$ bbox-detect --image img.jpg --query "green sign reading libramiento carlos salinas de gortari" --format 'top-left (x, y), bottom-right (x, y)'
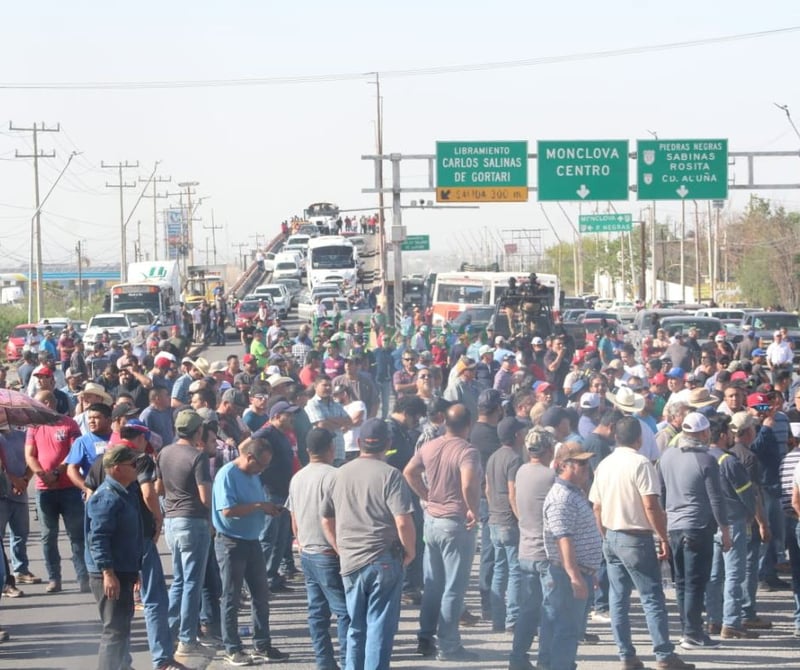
top-left (436, 141), bottom-right (528, 202)
top-left (537, 140), bottom-right (629, 201)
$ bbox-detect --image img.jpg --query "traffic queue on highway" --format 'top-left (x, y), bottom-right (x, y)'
top-left (4, 216), bottom-right (800, 670)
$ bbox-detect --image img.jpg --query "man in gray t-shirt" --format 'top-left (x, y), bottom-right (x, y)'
top-left (509, 427), bottom-right (557, 669)
top-left (286, 428), bottom-right (350, 670)
top-left (321, 419), bottom-right (415, 670)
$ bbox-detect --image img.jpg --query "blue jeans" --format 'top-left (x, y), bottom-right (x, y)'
top-left (743, 523), bottom-right (760, 619)
top-left (201, 540), bottom-right (222, 636)
top-left (594, 558), bottom-right (609, 614)
top-left (216, 534), bottom-right (272, 655)
top-left (759, 489), bottom-right (784, 580)
top-left (540, 563), bottom-right (590, 670)
top-left (302, 551), bottom-right (351, 669)
top-left (378, 380), bottom-right (392, 419)
top-left (489, 523), bottom-right (521, 630)
top-left (510, 558), bottom-right (548, 664)
top-left (478, 498), bottom-right (493, 614)
top-left (0, 498), bottom-right (30, 574)
top-left (165, 516), bottom-right (211, 644)
top-left (419, 515), bottom-right (477, 654)
top-left (259, 493), bottom-right (291, 589)
top-left (668, 526), bottom-right (714, 639)
top-left (604, 530), bottom-right (674, 661)
top-left (706, 518), bottom-right (748, 628)
top-left (342, 553), bottom-right (403, 670)
top-left (36, 487), bottom-right (87, 582)
top-left (140, 537), bottom-right (173, 668)
top-left (403, 498), bottom-right (424, 594)
top-left (786, 517), bottom-right (800, 629)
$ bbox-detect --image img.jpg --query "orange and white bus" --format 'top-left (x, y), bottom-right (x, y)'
top-left (431, 271), bottom-right (560, 326)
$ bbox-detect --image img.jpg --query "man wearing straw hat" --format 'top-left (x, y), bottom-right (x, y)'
top-left (606, 387), bottom-right (659, 462)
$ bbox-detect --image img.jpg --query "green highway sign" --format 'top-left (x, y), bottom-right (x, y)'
top-left (401, 235), bottom-right (430, 251)
top-left (436, 141), bottom-right (528, 202)
top-left (636, 139), bottom-right (728, 200)
top-left (537, 140), bottom-right (629, 201)
top-left (579, 213), bottom-right (633, 233)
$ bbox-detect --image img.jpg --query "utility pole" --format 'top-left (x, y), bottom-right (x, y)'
top-left (233, 242), bottom-right (249, 271)
top-left (76, 240), bottom-right (84, 319)
top-left (203, 210), bottom-right (224, 265)
top-left (249, 233), bottom-right (265, 250)
top-left (140, 173), bottom-right (171, 260)
top-left (177, 181), bottom-right (199, 266)
top-left (10, 121), bottom-right (60, 320)
top-left (103, 160), bottom-right (139, 281)
top-left (389, 154), bottom-right (406, 324)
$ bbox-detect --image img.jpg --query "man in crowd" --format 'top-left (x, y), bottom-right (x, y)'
top-left (541, 442), bottom-right (602, 670)
top-left (287, 428), bottom-right (350, 670)
top-left (84, 446), bottom-right (144, 670)
top-left (486, 416), bottom-right (527, 633)
top-left (659, 412), bottom-right (731, 649)
top-left (65, 403), bottom-right (113, 495)
top-left (212, 436), bottom-right (289, 666)
top-left (333, 353), bottom-right (379, 419)
top-left (140, 387), bottom-right (175, 446)
top-left (159, 409), bottom-right (214, 659)
top-left (321, 418), bottom-right (416, 670)
top-left (590, 417), bottom-right (694, 670)
top-left (305, 376), bottom-right (352, 467)
top-left (24, 391), bottom-right (86, 594)
top-left (254, 400), bottom-right (300, 593)
top-left (405, 404), bottom-right (482, 661)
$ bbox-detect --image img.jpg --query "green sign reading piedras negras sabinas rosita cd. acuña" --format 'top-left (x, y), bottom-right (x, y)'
top-left (436, 141), bottom-right (528, 202)
top-left (400, 235), bottom-right (430, 251)
top-left (636, 139), bottom-right (728, 200)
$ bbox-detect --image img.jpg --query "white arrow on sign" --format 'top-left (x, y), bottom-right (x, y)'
top-left (676, 185), bottom-right (689, 198)
top-left (576, 184), bottom-right (590, 199)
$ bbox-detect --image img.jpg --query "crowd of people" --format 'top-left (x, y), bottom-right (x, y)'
top-left (2, 310), bottom-right (800, 670)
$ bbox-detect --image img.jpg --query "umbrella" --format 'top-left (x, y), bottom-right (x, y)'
top-left (0, 388), bottom-right (62, 431)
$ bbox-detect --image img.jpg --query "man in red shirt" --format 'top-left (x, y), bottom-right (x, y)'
top-left (24, 390), bottom-right (87, 593)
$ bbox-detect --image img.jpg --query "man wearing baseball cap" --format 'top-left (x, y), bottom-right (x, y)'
top-left (540, 442), bottom-right (602, 670)
top-left (322, 418), bottom-right (416, 669)
top-left (659, 412), bottom-right (731, 649)
top-left (486, 416), bottom-right (527, 633)
top-left (590, 417), bottom-right (693, 669)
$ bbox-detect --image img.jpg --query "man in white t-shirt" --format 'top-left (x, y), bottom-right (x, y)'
top-left (334, 384), bottom-right (365, 461)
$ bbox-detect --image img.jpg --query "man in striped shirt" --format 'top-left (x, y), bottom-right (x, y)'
top-left (541, 442), bottom-right (602, 670)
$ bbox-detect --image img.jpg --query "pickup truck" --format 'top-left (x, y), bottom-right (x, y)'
top-left (728, 311), bottom-right (800, 366)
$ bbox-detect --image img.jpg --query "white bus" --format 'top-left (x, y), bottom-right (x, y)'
top-left (306, 236), bottom-right (359, 289)
top-left (431, 271), bottom-right (560, 326)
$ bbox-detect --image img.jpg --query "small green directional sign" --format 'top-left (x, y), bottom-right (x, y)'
top-left (400, 235), bottom-right (430, 251)
top-left (579, 213), bottom-right (633, 233)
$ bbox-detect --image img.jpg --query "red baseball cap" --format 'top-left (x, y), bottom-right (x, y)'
top-left (649, 373), bottom-right (668, 385)
top-left (242, 354), bottom-right (255, 364)
top-left (747, 392), bottom-right (770, 408)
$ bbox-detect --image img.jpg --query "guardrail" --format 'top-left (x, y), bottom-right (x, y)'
top-left (229, 231), bottom-right (287, 299)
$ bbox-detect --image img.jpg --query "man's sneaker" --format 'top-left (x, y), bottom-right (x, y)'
top-left (721, 625), bottom-right (759, 639)
top-left (269, 582), bottom-right (293, 594)
top-left (679, 634), bottom-right (720, 649)
top-left (508, 658), bottom-right (536, 670)
top-left (45, 580), bottom-right (62, 593)
top-left (592, 610), bottom-right (612, 624)
top-left (437, 646), bottom-right (479, 661)
top-left (759, 577), bottom-right (791, 591)
top-left (251, 645), bottom-right (289, 662)
top-left (656, 654), bottom-right (696, 670)
top-left (14, 572), bottom-right (41, 584)
top-left (2, 585), bottom-right (23, 598)
top-left (416, 638), bottom-right (437, 657)
top-left (621, 655), bottom-right (644, 669)
top-left (459, 610), bottom-right (480, 627)
top-left (401, 589), bottom-right (422, 605)
top-left (743, 617), bottom-right (772, 629)
top-left (157, 662), bottom-right (193, 670)
top-left (175, 641), bottom-right (215, 657)
top-left (198, 633), bottom-right (223, 649)
top-left (581, 632), bottom-right (601, 644)
top-left (223, 650), bottom-right (253, 667)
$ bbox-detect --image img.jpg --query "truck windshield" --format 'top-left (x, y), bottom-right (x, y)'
top-left (311, 246), bottom-right (354, 269)
top-left (753, 314), bottom-right (800, 330)
top-left (112, 292), bottom-right (161, 313)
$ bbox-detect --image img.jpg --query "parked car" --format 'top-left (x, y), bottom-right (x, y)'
top-left (273, 278), bottom-right (303, 306)
top-left (562, 296), bottom-right (587, 310)
top-left (234, 297), bottom-right (274, 331)
top-left (5, 323), bottom-right (38, 361)
top-left (610, 301), bottom-right (636, 322)
top-left (83, 313), bottom-right (135, 344)
top-left (593, 298), bottom-right (614, 311)
top-left (252, 284), bottom-right (291, 317)
top-left (562, 309), bottom-right (588, 322)
top-left (694, 308), bottom-right (745, 326)
top-left (297, 224), bottom-right (320, 238)
top-left (728, 311), bottom-right (800, 368)
top-left (657, 316), bottom-right (723, 338)
top-left (272, 254), bottom-right (302, 281)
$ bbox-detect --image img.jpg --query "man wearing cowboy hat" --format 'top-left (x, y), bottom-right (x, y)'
top-left (74, 382), bottom-right (114, 435)
top-left (170, 357), bottom-right (210, 409)
top-left (606, 387), bottom-right (659, 462)
top-left (659, 412), bottom-right (731, 649)
top-left (443, 356), bottom-right (480, 421)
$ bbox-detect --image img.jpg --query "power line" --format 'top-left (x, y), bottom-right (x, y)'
top-left (0, 26), bottom-right (796, 90)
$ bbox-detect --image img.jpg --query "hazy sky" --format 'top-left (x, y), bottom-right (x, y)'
top-left (1, 1), bottom-right (799, 271)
